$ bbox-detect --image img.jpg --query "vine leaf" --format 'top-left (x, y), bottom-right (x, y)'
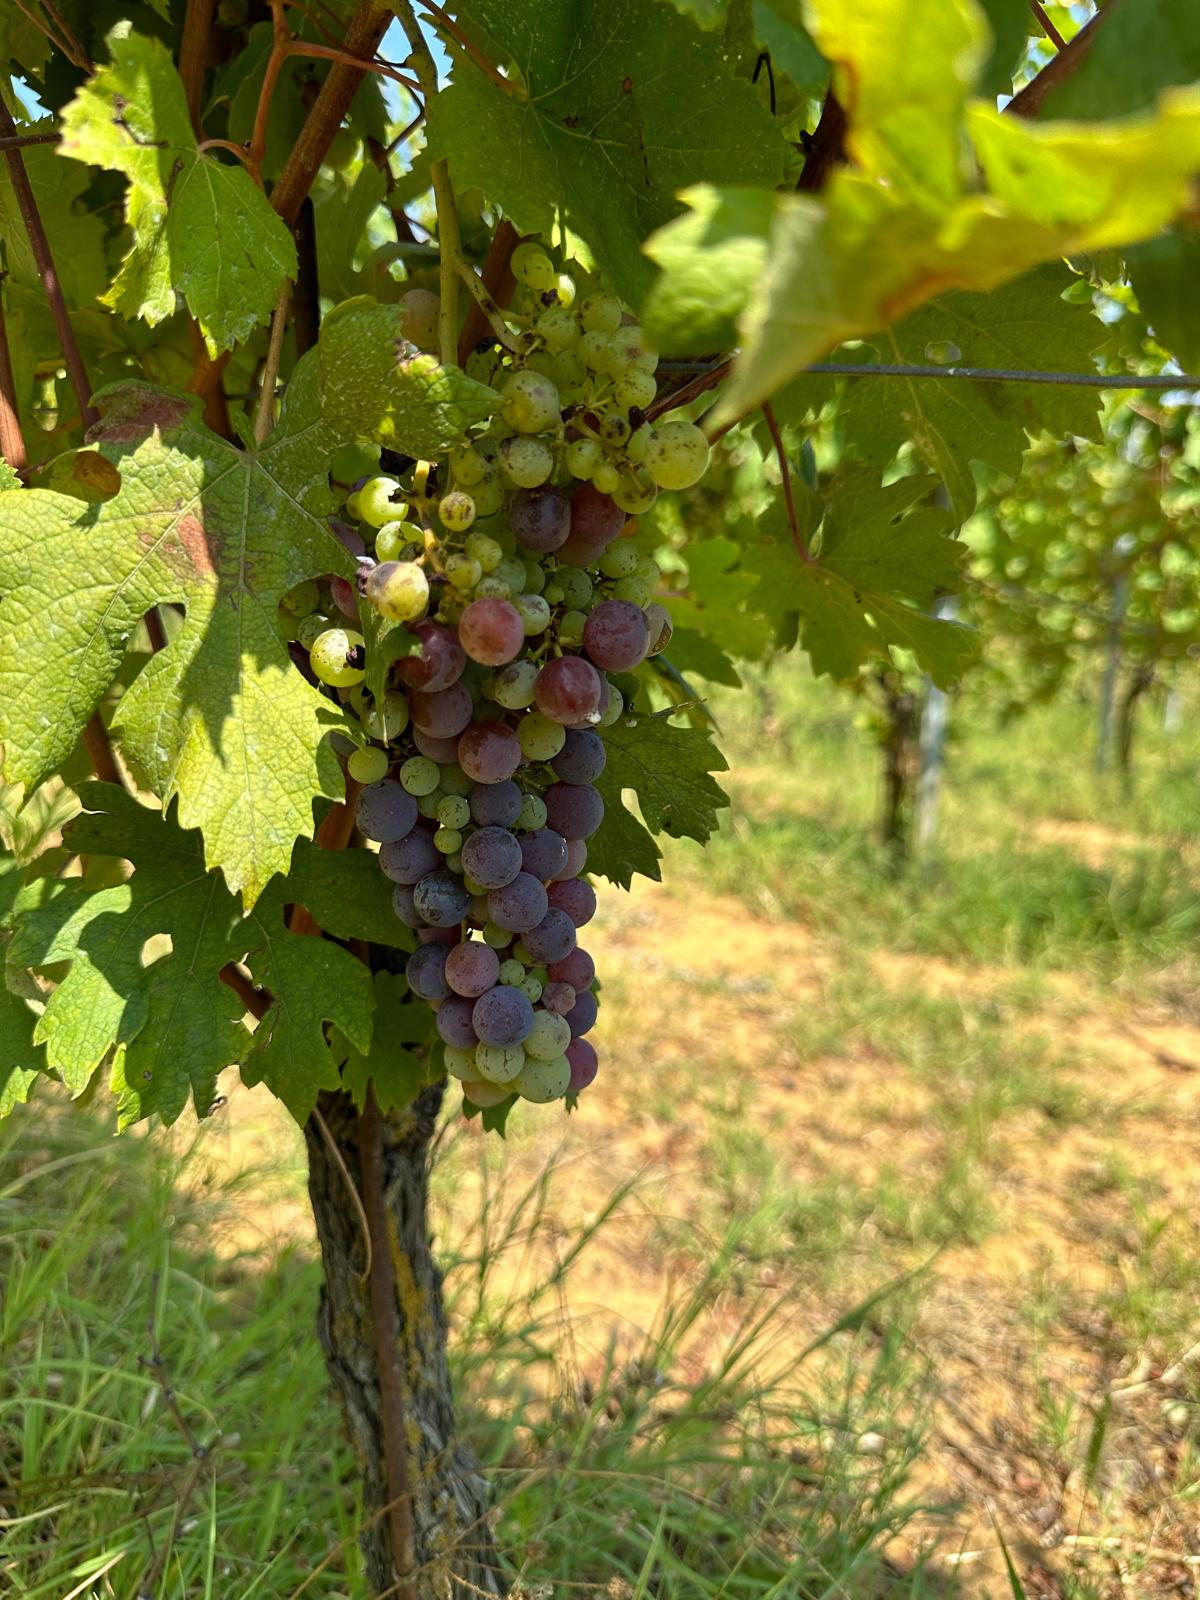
top-left (0, 120), bottom-right (108, 310)
top-left (0, 304), bottom-right (496, 905)
top-left (425, 0), bottom-right (790, 305)
top-left (285, 836), bottom-right (416, 950)
top-left (58, 29), bottom-right (296, 355)
top-left (742, 469), bottom-right (978, 686)
top-left (340, 972), bottom-right (435, 1114)
top-left (830, 267), bottom-right (1103, 519)
top-left (1041, 0), bottom-right (1200, 120)
top-left (591, 713), bottom-right (729, 889)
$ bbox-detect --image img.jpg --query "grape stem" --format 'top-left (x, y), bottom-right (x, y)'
top-left (1029, 0), bottom-right (1066, 51)
top-left (253, 278), bottom-right (293, 445)
top-left (455, 259), bottom-right (522, 352)
top-left (761, 401), bottom-right (813, 565)
top-left (179, 0), bottom-right (216, 136)
top-left (395, 0), bottom-right (463, 368)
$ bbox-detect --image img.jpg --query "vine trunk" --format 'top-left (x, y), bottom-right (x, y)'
top-left (304, 1084), bottom-right (506, 1598)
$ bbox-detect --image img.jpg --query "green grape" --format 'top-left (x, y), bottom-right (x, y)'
top-left (544, 582), bottom-right (564, 605)
top-left (645, 419), bottom-right (710, 490)
top-left (400, 755), bottom-right (440, 795)
top-left (517, 1054), bottom-right (571, 1102)
top-left (446, 553), bottom-right (482, 592)
top-left (374, 521), bottom-right (406, 561)
top-left (297, 612), bottom-right (331, 651)
top-left (578, 330), bottom-right (614, 372)
top-left (522, 560), bottom-right (546, 596)
top-left (443, 1043), bottom-right (477, 1081)
top-left (494, 556), bottom-right (528, 595)
top-left (463, 874), bottom-right (487, 896)
top-left (465, 531), bottom-right (503, 571)
top-left (518, 710), bottom-right (566, 761)
top-left (524, 349), bottom-right (559, 380)
top-left (358, 475), bottom-right (403, 527)
top-left (497, 957), bottom-right (524, 985)
top-left (613, 364), bottom-right (658, 410)
top-left (558, 609), bottom-right (587, 646)
top-left (536, 305), bottom-right (581, 352)
top-left (437, 794), bottom-right (470, 829)
top-left (475, 1041), bottom-right (525, 1084)
top-left (566, 438), bottom-right (603, 480)
top-left (552, 351), bottom-right (588, 393)
top-left (280, 578), bottom-right (321, 617)
top-left (645, 600), bottom-right (673, 656)
top-left (517, 792), bottom-right (548, 830)
top-left (634, 554), bottom-right (661, 584)
top-left (592, 461), bottom-right (620, 494)
top-left (610, 323), bottom-right (658, 373)
top-left (439, 490), bottom-right (477, 532)
top-left (462, 1077), bottom-right (512, 1108)
top-left (612, 468), bottom-right (657, 515)
top-left (556, 567), bottom-right (593, 608)
top-left (500, 435), bottom-right (554, 488)
top-left (445, 850), bottom-right (464, 874)
top-left (310, 627), bottom-right (366, 687)
top-left (361, 689), bottom-right (410, 740)
top-left (475, 576), bottom-right (511, 600)
top-left (465, 347), bottom-right (501, 385)
top-left (512, 940), bottom-right (533, 965)
top-left (492, 658), bottom-right (539, 708)
top-left (434, 826), bottom-right (462, 854)
top-left (581, 293), bottom-right (623, 335)
top-left (345, 491), bottom-right (363, 522)
top-left (417, 790), bottom-right (443, 819)
top-left (599, 540), bottom-right (639, 579)
top-left (347, 745), bottom-right (388, 784)
top-left (450, 443), bottom-right (488, 486)
top-left (597, 685), bottom-right (623, 727)
top-left (482, 921), bottom-right (511, 949)
top-left (598, 412), bottom-right (631, 448)
top-left (553, 273), bottom-right (576, 307)
top-left (399, 286), bottom-right (440, 350)
top-left (524, 1009), bottom-right (571, 1060)
top-left (512, 241), bottom-right (557, 292)
top-left (473, 476), bottom-right (506, 517)
top-left (438, 764), bottom-right (474, 797)
top-left (502, 370), bottom-right (561, 434)
top-left (364, 561), bottom-right (429, 622)
top-left (613, 574), bottom-right (654, 606)
top-left (515, 593), bottom-right (551, 636)
top-left (520, 975), bottom-right (543, 1002)
top-left (626, 423), bottom-right (653, 465)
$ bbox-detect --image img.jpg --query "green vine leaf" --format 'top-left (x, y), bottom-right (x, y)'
top-left (340, 972), bottom-right (435, 1114)
top-left (285, 836), bottom-right (416, 949)
top-left (58, 29), bottom-right (296, 354)
top-left (425, 0), bottom-right (791, 305)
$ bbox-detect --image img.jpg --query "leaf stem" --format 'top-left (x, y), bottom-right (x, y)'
top-left (0, 132), bottom-right (60, 151)
top-left (417, 0), bottom-right (524, 98)
top-left (1029, 0), bottom-right (1066, 51)
top-left (0, 100), bottom-right (96, 430)
top-left (454, 258), bottom-right (521, 352)
top-left (761, 401), bottom-right (812, 565)
top-left (1007, 2), bottom-right (1109, 118)
top-left (10, 0), bottom-right (88, 70)
top-left (253, 279), bottom-right (293, 444)
top-left (0, 288), bottom-right (28, 478)
top-left (456, 219), bottom-right (520, 365)
top-left (285, 41), bottom-right (422, 97)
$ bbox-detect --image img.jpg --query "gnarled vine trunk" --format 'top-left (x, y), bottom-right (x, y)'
top-left (304, 1083), bottom-right (505, 1599)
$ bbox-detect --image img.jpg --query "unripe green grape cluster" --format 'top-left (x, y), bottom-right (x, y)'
top-left (276, 240), bottom-right (709, 1119)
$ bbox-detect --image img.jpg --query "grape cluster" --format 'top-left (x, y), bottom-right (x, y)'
top-left (278, 242), bottom-right (709, 1115)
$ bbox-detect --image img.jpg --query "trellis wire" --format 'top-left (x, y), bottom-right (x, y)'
top-left (659, 360), bottom-right (1200, 391)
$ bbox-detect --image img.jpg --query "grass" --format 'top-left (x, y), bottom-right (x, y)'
top-left (5, 664), bottom-right (1200, 1597)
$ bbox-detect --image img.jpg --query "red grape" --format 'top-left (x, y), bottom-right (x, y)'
top-left (534, 656), bottom-right (603, 727)
top-left (458, 721), bottom-right (522, 784)
top-left (459, 598), bottom-right (524, 666)
top-left (397, 621), bottom-right (466, 692)
top-left (583, 599), bottom-right (651, 672)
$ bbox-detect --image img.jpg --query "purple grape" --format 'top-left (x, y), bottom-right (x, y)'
top-left (397, 620), bottom-right (466, 692)
top-left (411, 682), bottom-right (473, 739)
top-left (458, 721), bottom-right (521, 784)
top-left (520, 828), bottom-right (569, 883)
top-left (392, 882), bottom-right (422, 928)
top-left (521, 907), bottom-right (577, 963)
top-left (420, 925), bottom-right (458, 945)
top-left (487, 871), bottom-right (549, 933)
top-left (413, 728), bottom-right (461, 763)
top-left (583, 600), bottom-right (651, 672)
top-left (472, 984), bottom-right (534, 1047)
top-left (413, 871), bottom-right (471, 927)
top-left (436, 994), bottom-right (478, 1048)
top-left (459, 598), bottom-right (524, 666)
top-left (551, 729), bottom-right (606, 785)
top-left (460, 826), bottom-right (523, 889)
top-left (510, 486), bottom-right (571, 552)
top-left (469, 779), bottom-right (522, 827)
top-left (557, 484), bottom-right (624, 565)
top-left (565, 988), bottom-right (598, 1037)
top-left (331, 575), bottom-right (359, 620)
top-left (549, 947), bottom-right (594, 990)
top-left (355, 781), bottom-right (418, 843)
top-left (561, 838), bottom-right (587, 879)
top-left (544, 782), bottom-right (604, 840)
top-left (379, 825), bottom-right (440, 885)
top-left (566, 1037), bottom-right (598, 1092)
top-left (534, 656), bottom-right (604, 728)
top-left (542, 980), bottom-right (577, 1016)
top-left (445, 940), bottom-right (501, 998)
top-left (406, 943), bottom-right (451, 1002)
top-left (547, 877), bottom-right (596, 927)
